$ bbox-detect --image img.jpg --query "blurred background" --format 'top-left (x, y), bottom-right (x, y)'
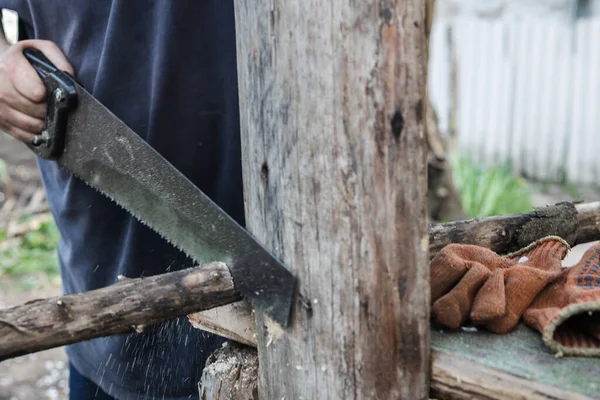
top-left (427, 0), bottom-right (600, 222)
top-left (0, 1), bottom-right (599, 399)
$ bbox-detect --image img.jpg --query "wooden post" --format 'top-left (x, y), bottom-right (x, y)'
top-left (234, 0), bottom-right (430, 398)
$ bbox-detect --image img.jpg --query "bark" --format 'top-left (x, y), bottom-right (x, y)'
top-left (234, 0), bottom-right (430, 399)
top-left (0, 262), bottom-right (238, 361)
top-left (199, 342), bottom-right (259, 400)
top-left (429, 201), bottom-right (600, 258)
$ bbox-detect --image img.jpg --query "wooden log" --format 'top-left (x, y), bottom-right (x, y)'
top-left (234, 0), bottom-right (430, 398)
top-left (428, 201), bottom-right (600, 258)
top-left (198, 342), bottom-right (259, 400)
top-left (0, 261), bottom-right (239, 362)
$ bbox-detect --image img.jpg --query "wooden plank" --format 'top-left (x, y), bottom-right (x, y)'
top-left (233, 0), bottom-right (430, 398)
top-left (0, 262), bottom-right (239, 361)
top-left (431, 350), bottom-right (593, 400)
top-left (431, 324), bottom-right (600, 399)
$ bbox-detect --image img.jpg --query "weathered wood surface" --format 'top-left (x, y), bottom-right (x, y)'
top-left (0, 262), bottom-right (238, 361)
top-left (431, 350), bottom-right (593, 400)
top-left (431, 324), bottom-right (600, 399)
top-left (188, 301), bottom-right (256, 347)
top-left (199, 342), bottom-right (259, 400)
top-left (429, 201), bottom-right (600, 258)
top-left (234, 0), bottom-right (430, 399)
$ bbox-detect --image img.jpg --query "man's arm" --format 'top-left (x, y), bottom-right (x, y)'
top-left (0, 13), bottom-right (74, 142)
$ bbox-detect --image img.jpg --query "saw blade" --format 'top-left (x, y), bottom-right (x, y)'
top-left (52, 83), bottom-right (295, 326)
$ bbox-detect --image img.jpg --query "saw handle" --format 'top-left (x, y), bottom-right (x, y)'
top-left (23, 48), bottom-right (77, 160)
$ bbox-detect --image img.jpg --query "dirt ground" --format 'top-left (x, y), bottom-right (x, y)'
top-left (0, 279), bottom-right (67, 400)
top-left (0, 134), bottom-right (68, 400)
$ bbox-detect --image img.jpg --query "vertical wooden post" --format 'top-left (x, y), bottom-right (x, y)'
top-left (234, 0), bottom-right (430, 398)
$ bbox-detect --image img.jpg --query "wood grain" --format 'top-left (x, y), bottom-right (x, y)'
top-left (0, 262), bottom-right (239, 361)
top-left (431, 324), bottom-right (600, 399)
top-left (430, 351), bottom-right (593, 400)
top-left (188, 301), bottom-right (256, 347)
top-left (234, 0), bottom-right (430, 398)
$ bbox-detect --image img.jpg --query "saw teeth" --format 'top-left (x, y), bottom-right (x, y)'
top-left (68, 168), bottom-right (197, 263)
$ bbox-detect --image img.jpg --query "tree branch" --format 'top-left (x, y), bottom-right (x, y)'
top-left (0, 261), bottom-right (239, 361)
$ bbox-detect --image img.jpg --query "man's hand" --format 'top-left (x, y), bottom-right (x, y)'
top-left (0, 39), bottom-right (74, 142)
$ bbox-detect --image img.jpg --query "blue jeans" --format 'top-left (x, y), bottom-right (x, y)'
top-left (69, 363), bottom-right (115, 400)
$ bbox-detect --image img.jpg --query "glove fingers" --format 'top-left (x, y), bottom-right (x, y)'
top-left (485, 266), bottom-right (559, 333)
top-left (432, 262), bottom-right (491, 329)
top-left (430, 247), bottom-right (469, 303)
top-left (470, 269), bottom-right (506, 324)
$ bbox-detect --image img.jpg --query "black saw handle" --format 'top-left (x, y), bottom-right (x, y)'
top-left (23, 48), bottom-right (77, 160)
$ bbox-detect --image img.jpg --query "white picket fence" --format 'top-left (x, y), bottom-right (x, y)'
top-left (429, 15), bottom-right (600, 185)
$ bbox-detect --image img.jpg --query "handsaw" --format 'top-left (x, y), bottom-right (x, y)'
top-left (22, 48), bottom-right (296, 327)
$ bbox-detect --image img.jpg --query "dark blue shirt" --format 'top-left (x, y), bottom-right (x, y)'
top-left (1, 1), bottom-right (243, 399)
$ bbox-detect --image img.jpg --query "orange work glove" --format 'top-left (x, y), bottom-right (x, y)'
top-left (523, 242), bottom-right (600, 357)
top-left (430, 243), bottom-right (512, 329)
top-left (469, 236), bottom-right (570, 333)
top-left (430, 236), bottom-right (570, 331)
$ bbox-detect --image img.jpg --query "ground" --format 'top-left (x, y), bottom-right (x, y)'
top-left (0, 134), bottom-right (68, 400)
top-left (0, 279), bottom-right (67, 400)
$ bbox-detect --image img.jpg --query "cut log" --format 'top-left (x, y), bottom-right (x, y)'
top-left (0, 261), bottom-right (239, 362)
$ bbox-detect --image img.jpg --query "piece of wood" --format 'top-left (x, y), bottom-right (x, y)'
top-left (430, 324), bottom-right (600, 399)
top-left (430, 350), bottom-right (592, 400)
top-left (188, 301), bottom-right (256, 347)
top-left (429, 201), bottom-right (600, 259)
top-left (199, 342), bottom-right (259, 400)
top-left (0, 261), bottom-right (239, 361)
top-left (234, 0), bottom-right (430, 399)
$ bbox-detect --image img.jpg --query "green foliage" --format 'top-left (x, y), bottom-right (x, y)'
top-left (0, 217), bottom-right (60, 286)
top-left (450, 154), bottom-right (533, 219)
top-left (563, 182), bottom-right (581, 200)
